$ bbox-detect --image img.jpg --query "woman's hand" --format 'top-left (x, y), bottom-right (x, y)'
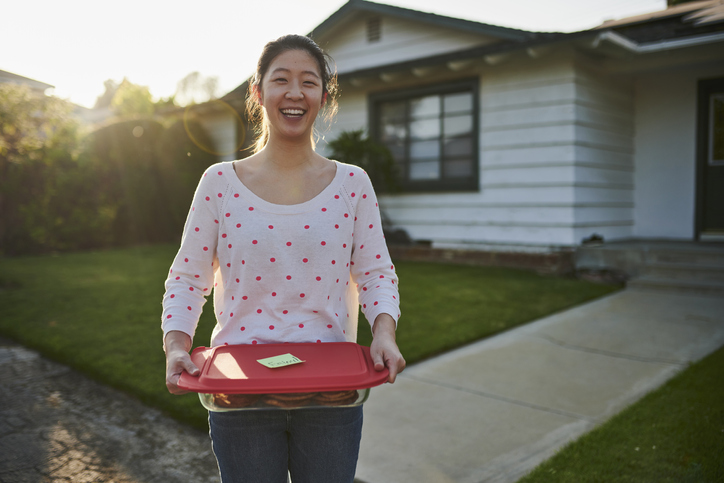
top-left (370, 314), bottom-right (406, 383)
top-left (164, 330), bottom-right (199, 395)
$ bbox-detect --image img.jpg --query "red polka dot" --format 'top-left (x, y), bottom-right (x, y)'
top-left (304, 225), bottom-right (310, 229)
top-left (205, 196), bottom-right (210, 201)
top-left (270, 257), bottom-right (276, 262)
top-left (376, 254), bottom-right (381, 259)
top-left (227, 263), bottom-right (231, 267)
top-left (194, 227), bottom-right (199, 232)
top-left (236, 278), bottom-right (240, 283)
top-left (272, 292), bottom-right (277, 296)
top-left (335, 224), bottom-right (339, 229)
top-left (166, 314), bottom-right (172, 319)
top-left (194, 274), bottom-right (200, 278)
top-left (252, 240), bottom-right (258, 244)
top-left (218, 171), bottom-right (223, 175)
top-left (299, 324), bottom-right (304, 328)
top-left (359, 245), bottom-right (364, 249)
top-left (230, 312), bottom-right (234, 317)
top-left (257, 309), bottom-right (262, 314)
top-left (349, 172), bottom-right (354, 176)
top-left (189, 287), bottom-right (194, 291)
top-left (256, 276), bottom-right (261, 281)
top-left (236, 223), bottom-right (241, 228)
top-left (240, 327), bottom-right (246, 331)
top-left (321, 208), bottom-right (327, 212)
top-left (234, 193), bottom-right (239, 198)
top-left (252, 340), bottom-right (257, 345)
top-left (242, 260), bottom-right (246, 265)
top-left (242, 296), bottom-right (248, 300)
top-left (286, 275), bottom-right (292, 280)
top-left (300, 293), bottom-right (305, 298)
top-left (218, 193), bottom-right (222, 198)
top-left (203, 247), bottom-right (208, 251)
top-left (184, 258), bottom-right (189, 262)
top-left (343, 244), bottom-right (347, 248)
top-left (331, 260), bottom-right (336, 265)
top-left (187, 306), bottom-right (192, 310)
top-left (228, 244), bottom-right (232, 248)
top-left (225, 213), bottom-right (230, 217)
top-left (374, 301), bottom-right (378, 306)
top-left (379, 275), bottom-right (385, 279)
top-left (268, 225), bottom-right (274, 229)
top-left (369, 224), bottom-right (373, 229)
top-left (316, 276), bottom-right (321, 281)
top-left (321, 241), bottom-right (326, 246)
top-left (269, 325), bottom-right (275, 330)
top-left (214, 219), bottom-right (219, 224)
top-left (170, 294), bottom-right (175, 298)
top-left (283, 310), bottom-right (289, 314)
top-left (222, 233), bottom-right (227, 238)
top-left (303, 258), bottom-right (308, 263)
top-left (175, 276), bottom-right (180, 280)
top-left (351, 192), bottom-right (356, 197)
top-left (327, 324), bottom-right (333, 328)
top-left (249, 207), bottom-right (254, 211)
top-left (344, 213), bottom-right (349, 218)
top-left (363, 194), bottom-right (367, 199)
top-left (286, 242), bottom-right (292, 246)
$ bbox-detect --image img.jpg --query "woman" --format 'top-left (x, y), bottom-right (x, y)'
top-left (161, 34), bottom-right (404, 483)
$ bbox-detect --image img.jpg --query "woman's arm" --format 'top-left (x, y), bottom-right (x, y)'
top-left (370, 313), bottom-right (406, 383)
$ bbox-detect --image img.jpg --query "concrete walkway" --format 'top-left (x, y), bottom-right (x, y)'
top-left (1, 285), bottom-right (722, 482)
top-left (355, 287), bottom-right (724, 483)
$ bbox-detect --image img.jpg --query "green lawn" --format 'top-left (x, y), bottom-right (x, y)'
top-left (0, 244), bottom-right (619, 430)
top-left (517, 345), bottom-right (724, 483)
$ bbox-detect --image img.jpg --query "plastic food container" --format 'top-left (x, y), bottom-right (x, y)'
top-left (178, 342), bottom-right (388, 411)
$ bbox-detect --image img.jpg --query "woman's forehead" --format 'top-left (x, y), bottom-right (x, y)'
top-left (267, 49), bottom-right (321, 77)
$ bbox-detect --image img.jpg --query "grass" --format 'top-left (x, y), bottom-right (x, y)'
top-left (517, 345), bottom-right (724, 483)
top-left (0, 244), bottom-right (620, 430)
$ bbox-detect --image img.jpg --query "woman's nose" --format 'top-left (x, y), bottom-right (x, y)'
top-left (285, 81), bottom-right (304, 99)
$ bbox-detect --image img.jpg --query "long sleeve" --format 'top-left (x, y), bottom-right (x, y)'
top-left (161, 167), bottom-right (225, 340)
top-left (347, 168), bottom-right (400, 330)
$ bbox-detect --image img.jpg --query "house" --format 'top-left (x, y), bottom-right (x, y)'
top-left (0, 69), bottom-right (53, 95)
top-left (215, 0), bottom-right (724, 272)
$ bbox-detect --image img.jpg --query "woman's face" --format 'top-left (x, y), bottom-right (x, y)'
top-left (258, 49), bottom-right (325, 144)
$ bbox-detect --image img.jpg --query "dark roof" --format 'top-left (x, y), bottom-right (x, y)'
top-left (309, 0), bottom-right (537, 42)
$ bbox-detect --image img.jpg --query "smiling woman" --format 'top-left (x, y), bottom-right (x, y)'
top-left (161, 34), bottom-right (404, 483)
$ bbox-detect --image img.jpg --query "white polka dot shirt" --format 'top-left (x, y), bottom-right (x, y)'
top-left (161, 161), bottom-right (400, 347)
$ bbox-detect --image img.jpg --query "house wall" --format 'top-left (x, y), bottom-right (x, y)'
top-left (571, 64), bottom-right (635, 244)
top-left (321, 52), bottom-right (596, 252)
top-left (633, 64), bottom-right (724, 239)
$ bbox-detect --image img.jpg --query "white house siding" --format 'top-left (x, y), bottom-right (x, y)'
top-left (321, 15), bottom-right (497, 75)
top-left (571, 64), bottom-right (635, 244)
top-left (197, 111), bottom-right (238, 161)
top-left (633, 64), bottom-right (724, 240)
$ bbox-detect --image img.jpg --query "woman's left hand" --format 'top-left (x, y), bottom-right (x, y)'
top-left (370, 314), bottom-right (406, 383)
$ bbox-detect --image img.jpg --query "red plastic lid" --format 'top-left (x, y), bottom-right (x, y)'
top-left (178, 342), bottom-right (389, 394)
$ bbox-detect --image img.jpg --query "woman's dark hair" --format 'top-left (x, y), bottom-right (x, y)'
top-left (246, 34), bottom-right (339, 153)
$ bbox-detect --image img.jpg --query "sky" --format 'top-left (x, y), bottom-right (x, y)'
top-left (2, 0), bottom-right (667, 109)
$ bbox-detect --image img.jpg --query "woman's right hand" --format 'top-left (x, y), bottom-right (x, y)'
top-left (164, 330), bottom-right (199, 395)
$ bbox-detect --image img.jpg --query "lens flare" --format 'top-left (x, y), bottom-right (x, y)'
top-left (183, 99), bottom-right (246, 156)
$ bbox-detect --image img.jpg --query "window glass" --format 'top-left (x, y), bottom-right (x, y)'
top-left (410, 160), bottom-right (440, 180)
top-left (410, 139), bottom-right (440, 160)
top-left (381, 122), bottom-right (406, 142)
top-left (444, 159), bottom-right (474, 178)
top-left (443, 115), bottom-right (472, 137)
top-left (381, 101), bottom-right (406, 121)
top-left (443, 137), bottom-right (473, 157)
top-left (444, 92), bottom-right (473, 114)
top-left (410, 95), bottom-right (440, 119)
top-left (410, 118), bottom-right (439, 140)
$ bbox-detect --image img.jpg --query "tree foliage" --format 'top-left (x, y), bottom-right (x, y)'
top-left (0, 82), bottom-right (218, 256)
top-left (327, 129), bottom-right (400, 194)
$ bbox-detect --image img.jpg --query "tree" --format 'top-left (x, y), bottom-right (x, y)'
top-left (175, 71), bottom-right (220, 106)
top-left (110, 78), bottom-right (155, 117)
top-left (0, 83), bottom-right (115, 255)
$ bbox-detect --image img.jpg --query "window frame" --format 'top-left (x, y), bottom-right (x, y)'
top-left (369, 78), bottom-right (480, 192)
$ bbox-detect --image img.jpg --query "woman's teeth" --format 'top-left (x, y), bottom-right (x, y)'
top-left (281, 109), bottom-right (305, 117)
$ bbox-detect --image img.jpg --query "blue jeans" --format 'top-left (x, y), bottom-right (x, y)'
top-left (208, 406), bottom-right (363, 483)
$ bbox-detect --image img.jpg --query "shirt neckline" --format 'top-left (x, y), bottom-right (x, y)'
top-left (223, 160), bottom-right (347, 215)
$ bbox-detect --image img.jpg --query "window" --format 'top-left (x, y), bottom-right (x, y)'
top-left (370, 79), bottom-right (479, 192)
